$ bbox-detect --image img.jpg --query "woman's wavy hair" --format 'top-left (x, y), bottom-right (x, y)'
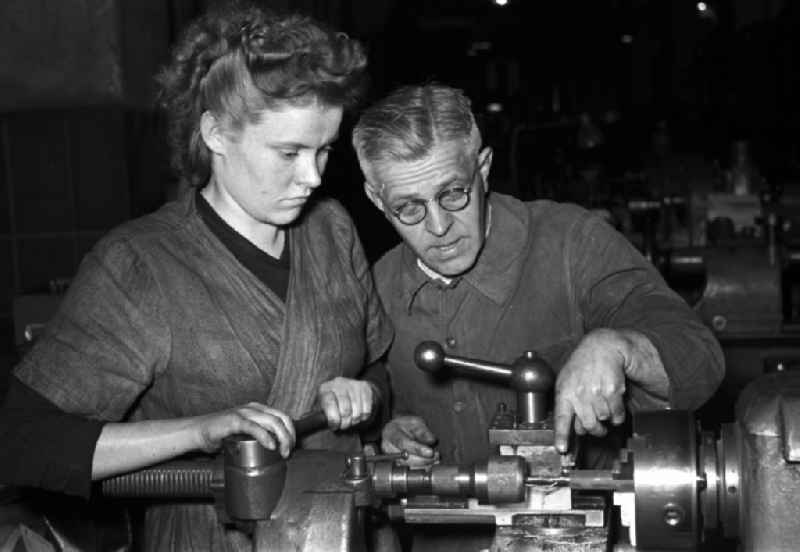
top-left (156, 2), bottom-right (368, 187)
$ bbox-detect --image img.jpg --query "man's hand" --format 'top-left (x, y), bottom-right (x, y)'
top-left (381, 416), bottom-right (438, 467)
top-left (553, 328), bottom-right (669, 453)
top-left (318, 377), bottom-right (377, 430)
top-left (553, 329), bottom-right (629, 453)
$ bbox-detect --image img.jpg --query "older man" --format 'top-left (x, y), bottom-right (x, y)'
top-left (353, 83), bottom-right (723, 469)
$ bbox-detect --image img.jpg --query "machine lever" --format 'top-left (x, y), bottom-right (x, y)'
top-left (414, 341), bottom-right (555, 424)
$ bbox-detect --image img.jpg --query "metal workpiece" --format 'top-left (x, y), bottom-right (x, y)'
top-left (370, 455), bottom-right (526, 504)
top-left (477, 456), bottom-right (527, 503)
top-left (414, 341), bottom-right (555, 424)
top-left (564, 469), bottom-right (634, 493)
top-left (628, 410), bottom-right (699, 550)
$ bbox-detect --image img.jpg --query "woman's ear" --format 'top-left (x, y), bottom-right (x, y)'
top-left (200, 111), bottom-right (226, 155)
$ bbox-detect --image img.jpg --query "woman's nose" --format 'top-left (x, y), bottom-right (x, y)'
top-left (296, 156), bottom-right (323, 190)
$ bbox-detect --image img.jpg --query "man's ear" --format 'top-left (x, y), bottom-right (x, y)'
top-left (477, 146), bottom-right (493, 194)
top-left (363, 180), bottom-right (385, 214)
top-left (200, 111), bottom-right (226, 155)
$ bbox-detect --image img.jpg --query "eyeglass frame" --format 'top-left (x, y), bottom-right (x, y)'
top-left (385, 160), bottom-right (483, 226)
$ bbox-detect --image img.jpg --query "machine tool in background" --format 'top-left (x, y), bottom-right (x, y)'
top-left (508, 118), bottom-right (800, 419)
top-left (656, 183), bottom-right (800, 427)
top-left (93, 341), bottom-right (800, 551)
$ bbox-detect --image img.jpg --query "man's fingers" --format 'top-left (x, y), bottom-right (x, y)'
top-left (409, 422), bottom-right (437, 445)
top-left (400, 437), bottom-right (435, 458)
top-left (592, 396), bottom-right (612, 422)
top-left (382, 418), bottom-right (437, 458)
top-left (574, 401), bottom-right (607, 437)
top-left (553, 399), bottom-right (574, 453)
top-left (403, 451), bottom-right (439, 468)
top-left (609, 394), bottom-right (627, 425)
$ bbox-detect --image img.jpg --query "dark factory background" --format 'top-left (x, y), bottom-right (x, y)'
top-left (1, 0), bottom-right (799, 423)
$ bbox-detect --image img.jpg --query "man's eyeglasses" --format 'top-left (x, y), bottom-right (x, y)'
top-left (388, 165), bottom-right (479, 226)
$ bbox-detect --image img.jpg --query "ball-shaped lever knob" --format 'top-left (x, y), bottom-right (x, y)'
top-left (414, 341), bottom-right (447, 373)
top-left (510, 351), bottom-right (555, 393)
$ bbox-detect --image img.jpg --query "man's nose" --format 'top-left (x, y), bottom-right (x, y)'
top-left (425, 203), bottom-right (452, 236)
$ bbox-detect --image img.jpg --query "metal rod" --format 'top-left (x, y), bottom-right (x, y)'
top-left (446, 356), bottom-right (513, 380)
top-left (525, 470), bottom-right (634, 492)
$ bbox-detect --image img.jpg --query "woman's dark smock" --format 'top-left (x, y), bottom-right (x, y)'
top-left (13, 191), bottom-right (393, 550)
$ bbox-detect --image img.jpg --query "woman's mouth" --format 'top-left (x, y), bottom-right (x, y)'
top-left (283, 196), bottom-right (310, 207)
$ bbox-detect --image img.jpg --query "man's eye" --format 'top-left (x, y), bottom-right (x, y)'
top-left (279, 150), bottom-right (299, 159)
top-left (440, 187), bottom-right (468, 199)
top-left (395, 202), bottom-right (425, 217)
top-left (439, 187), bottom-right (468, 204)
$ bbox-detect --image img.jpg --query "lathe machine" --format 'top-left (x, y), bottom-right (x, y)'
top-left (98, 341), bottom-right (800, 551)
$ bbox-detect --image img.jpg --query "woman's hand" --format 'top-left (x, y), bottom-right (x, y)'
top-left (317, 377), bottom-right (377, 430)
top-left (195, 402), bottom-right (296, 458)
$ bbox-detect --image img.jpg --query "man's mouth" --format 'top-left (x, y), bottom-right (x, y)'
top-left (432, 238), bottom-right (461, 255)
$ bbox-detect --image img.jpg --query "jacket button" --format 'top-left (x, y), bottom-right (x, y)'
top-left (445, 337), bottom-right (457, 349)
top-left (453, 401), bottom-right (465, 412)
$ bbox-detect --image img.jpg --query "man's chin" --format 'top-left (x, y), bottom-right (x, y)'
top-left (424, 255), bottom-right (475, 279)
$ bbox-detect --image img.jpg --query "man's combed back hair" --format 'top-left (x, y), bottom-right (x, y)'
top-left (352, 84), bottom-right (480, 170)
top-left (156, 2), bottom-right (368, 187)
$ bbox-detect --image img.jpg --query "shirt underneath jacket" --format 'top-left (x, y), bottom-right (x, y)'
top-left (373, 191), bottom-right (724, 466)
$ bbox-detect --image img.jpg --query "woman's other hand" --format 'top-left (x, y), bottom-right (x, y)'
top-left (195, 402), bottom-right (296, 458)
top-left (317, 377), bottom-right (377, 430)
